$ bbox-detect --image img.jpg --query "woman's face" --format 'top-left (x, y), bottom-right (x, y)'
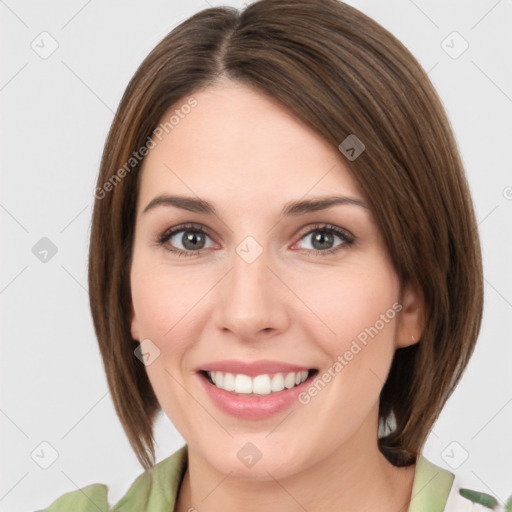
top-left (130, 81), bottom-right (421, 478)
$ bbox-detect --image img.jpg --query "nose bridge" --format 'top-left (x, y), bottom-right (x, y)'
top-left (214, 237), bottom-right (287, 338)
top-left (228, 242), bottom-right (273, 312)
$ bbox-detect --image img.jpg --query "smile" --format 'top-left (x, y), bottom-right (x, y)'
top-left (197, 367), bottom-right (319, 420)
top-left (204, 370), bottom-right (313, 395)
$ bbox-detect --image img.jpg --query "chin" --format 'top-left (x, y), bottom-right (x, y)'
top-left (194, 435), bottom-right (312, 481)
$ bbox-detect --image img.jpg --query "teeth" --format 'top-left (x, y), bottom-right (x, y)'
top-left (284, 372), bottom-right (296, 389)
top-left (234, 374), bottom-right (253, 394)
top-left (214, 371), bottom-right (223, 387)
top-left (253, 374), bottom-right (271, 395)
top-left (206, 370), bottom-right (310, 395)
top-left (270, 373), bottom-right (284, 392)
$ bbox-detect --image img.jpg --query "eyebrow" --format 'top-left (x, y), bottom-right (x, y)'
top-left (142, 194), bottom-right (369, 216)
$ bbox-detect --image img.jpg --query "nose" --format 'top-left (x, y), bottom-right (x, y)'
top-left (213, 242), bottom-right (290, 342)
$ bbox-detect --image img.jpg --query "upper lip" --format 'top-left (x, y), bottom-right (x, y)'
top-left (198, 359), bottom-right (315, 377)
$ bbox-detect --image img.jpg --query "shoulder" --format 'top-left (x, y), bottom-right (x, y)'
top-left (411, 454), bottom-right (510, 512)
top-left (33, 483), bottom-right (109, 511)
top-left (35, 445), bottom-right (188, 512)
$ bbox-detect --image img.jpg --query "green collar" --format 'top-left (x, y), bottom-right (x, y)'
top-left (112, 444), bottom-right (188, 511)
top-left (407, 454), bottom-right (455, 512)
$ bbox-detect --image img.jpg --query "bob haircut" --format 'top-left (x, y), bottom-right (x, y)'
top-left (88, 0), bottom-right (483, 471)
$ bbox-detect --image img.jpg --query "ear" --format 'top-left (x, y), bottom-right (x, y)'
top-left (395, 281), bottom-right (424, 348)
top-left (130, 302), bottom-right (140, 341)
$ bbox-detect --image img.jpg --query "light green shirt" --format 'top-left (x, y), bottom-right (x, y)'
top-left (36, 445), bottom-right (479, 511)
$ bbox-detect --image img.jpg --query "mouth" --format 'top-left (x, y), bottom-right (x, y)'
top-left (199, 368), bottom-right (319, 396)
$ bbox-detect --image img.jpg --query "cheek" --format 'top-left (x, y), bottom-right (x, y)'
top-left (298, 258), bottom-right (400, 352)
top-left (298, 258), bottom-right (400, 405)
top-left (296, 260), bottom-right (400, 420)
top-left (130, 259), bottom-right (211, 404)
top-left (131, 259), bottom-right (205, 340)
top-left (130, 261), bottom-right (204, 430)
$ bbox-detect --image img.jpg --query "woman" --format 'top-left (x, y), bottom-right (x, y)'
top-left (37, 0), bottom-right (493, 510)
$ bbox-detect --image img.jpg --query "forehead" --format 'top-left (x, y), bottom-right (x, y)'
top-left (138, 83), bottom-right (365, 212)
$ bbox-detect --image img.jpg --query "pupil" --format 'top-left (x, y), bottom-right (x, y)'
top-left (183, 231), bottom-right (204, 250)
top-left (313, 231), bottom-right (333, 250)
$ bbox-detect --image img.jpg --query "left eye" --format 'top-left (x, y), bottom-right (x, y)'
top-left (294, 224), bottom-right (354, 254)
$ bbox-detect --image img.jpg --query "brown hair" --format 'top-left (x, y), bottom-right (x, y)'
top-left (88, 0), bottom-right (483, 470)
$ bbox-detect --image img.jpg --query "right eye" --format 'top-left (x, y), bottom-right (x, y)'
top-left (157, 223), bottom-right (216, 257)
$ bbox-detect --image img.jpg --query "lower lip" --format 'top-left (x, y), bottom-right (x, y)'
top-left (197, 371), bottom-right (316, 420)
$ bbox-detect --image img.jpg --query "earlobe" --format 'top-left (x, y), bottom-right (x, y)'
top-left (130, 302), bottom-right (140, 341)
top-left (395, 282), bottom-right (424, 348)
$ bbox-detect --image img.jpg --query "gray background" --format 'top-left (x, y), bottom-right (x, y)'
top-left (1, 0), bottom-right (511, 511)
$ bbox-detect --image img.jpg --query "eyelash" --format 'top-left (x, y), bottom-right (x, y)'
top-left (156, 222), bottom-right (355, 258)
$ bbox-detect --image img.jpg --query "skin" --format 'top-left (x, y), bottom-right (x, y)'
top-left (130, 80), bottom-right (424, 512)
